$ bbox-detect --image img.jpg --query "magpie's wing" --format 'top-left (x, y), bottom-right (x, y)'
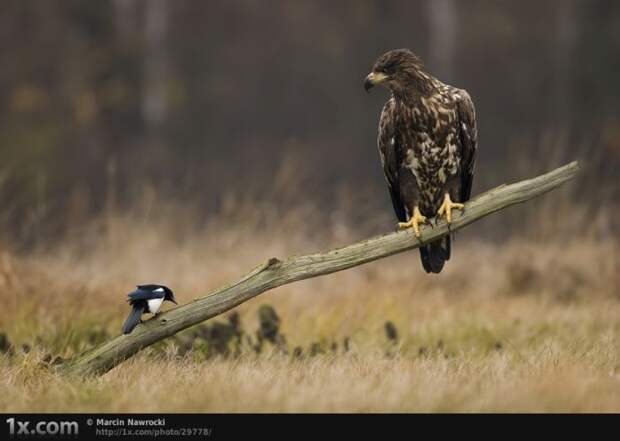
top-left (127, 287), bottom-right (163, 302)
top-left (127, 288), bottom-right (153, 301)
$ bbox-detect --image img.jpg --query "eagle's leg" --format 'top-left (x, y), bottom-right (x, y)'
top-left (398, 206), bottom-right (427, 237)
top-left (437, 193), bottom-right (464, 224)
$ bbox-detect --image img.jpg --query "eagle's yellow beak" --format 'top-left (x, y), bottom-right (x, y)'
top-left (364, 72), bottom-right (388, 92)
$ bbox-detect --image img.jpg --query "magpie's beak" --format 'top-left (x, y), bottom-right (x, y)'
top-left (364, 72), bottom-right (388, 93)
top-left (170, 297), bottom-right (178, 305)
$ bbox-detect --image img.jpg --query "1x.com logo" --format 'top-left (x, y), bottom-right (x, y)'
top-left (6, 418), bottom-right (79, 437)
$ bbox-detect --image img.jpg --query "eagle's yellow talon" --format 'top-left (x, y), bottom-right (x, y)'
top-left (437, 193), bottom-right (464, 224)
top-left (398, 207), bottom-right (427, 237)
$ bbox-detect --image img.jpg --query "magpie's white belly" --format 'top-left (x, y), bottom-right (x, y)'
top-left (147, 298), bottom-right (164, 314)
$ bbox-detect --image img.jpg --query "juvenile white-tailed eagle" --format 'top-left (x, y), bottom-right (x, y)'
top-left (364, 49), bottom-right (478, 273)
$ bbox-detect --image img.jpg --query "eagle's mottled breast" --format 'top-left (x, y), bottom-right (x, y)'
top-left (394, 85), bottom-right (462, 215)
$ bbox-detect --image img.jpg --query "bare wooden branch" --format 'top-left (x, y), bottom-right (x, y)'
top-left (61, 161), bottom-right (580, 376)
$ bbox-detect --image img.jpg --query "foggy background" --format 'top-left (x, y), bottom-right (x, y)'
top-left (1, 0), bottom-right (619, 246)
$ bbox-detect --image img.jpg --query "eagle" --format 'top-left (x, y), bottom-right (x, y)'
top-left (364, 49), bottom-right (478, 273)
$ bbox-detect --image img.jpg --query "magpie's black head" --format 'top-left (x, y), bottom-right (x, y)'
top-left (163, 286), bottom-right (177, 304)
top-left (138, 284), bottom-right (177, 304)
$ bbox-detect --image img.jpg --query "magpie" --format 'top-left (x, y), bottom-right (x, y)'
top-left (122, 284), bottom-right (177, 334)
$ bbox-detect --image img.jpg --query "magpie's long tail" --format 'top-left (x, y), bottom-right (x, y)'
top-left (122, 305), bottom-right (145, 334)
top-left (419, 236), bottom-right (451, 274)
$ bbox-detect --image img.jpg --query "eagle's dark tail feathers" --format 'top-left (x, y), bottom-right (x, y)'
top-left (122, 304), bottom-right (145, 335)
top-left (419, 236), bottom-right (451, 274)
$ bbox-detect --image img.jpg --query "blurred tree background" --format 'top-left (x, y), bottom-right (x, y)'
top-left (1, 0), bottom-right (619, 246)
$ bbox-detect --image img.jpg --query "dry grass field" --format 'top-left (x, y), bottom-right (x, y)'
top-left (0, 184), bottom-right (618, 413)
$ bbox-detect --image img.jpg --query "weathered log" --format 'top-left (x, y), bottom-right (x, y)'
top-left (61, 161), bottom-right (580, 376)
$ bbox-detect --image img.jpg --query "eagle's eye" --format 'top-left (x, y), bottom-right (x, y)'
top-left (374, 67), bottom-right (389, 77)
top-left (379, 61), bottom-right (398, 75)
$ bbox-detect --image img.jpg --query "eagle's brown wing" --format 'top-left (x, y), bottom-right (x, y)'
top-left (378, 98), bottom-right (407, 222)
top-left (455, 89), bottom-right (478, 202)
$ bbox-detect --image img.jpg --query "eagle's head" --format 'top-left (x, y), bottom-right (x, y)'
top-left (364, 49), bottom-right (433, 97)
